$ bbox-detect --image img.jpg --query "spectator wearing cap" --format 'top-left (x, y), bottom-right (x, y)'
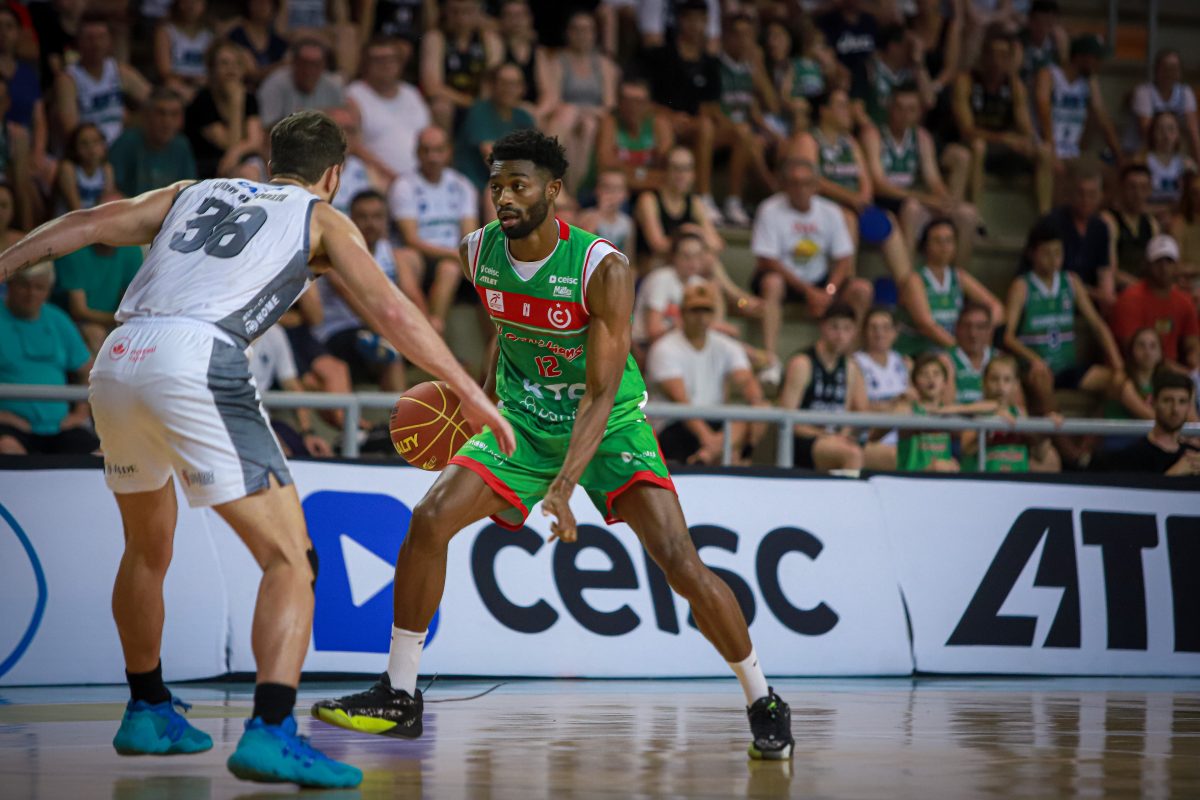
top-left (109, 87), bottom-right (197, 198)
top-left (952, 26), bottom-right (1053, 214)
top-left (53, 15), bottom-right (151, 145)
top-left (815, 0), bottom-right (878, 104)
top-left (1101, 164), bottom-right (1160, 285)
top-left (1128, 49), bottom-right (1200, 160)
top-left (639, 0), bottom-right (725, 224)
top-left (1034, 34), bottom-right (1119, 176)
top-left (256, 37), bottom-right (345, 130)
top-left (0, 262), bottom-right (98, 456)
top-left (345, 37), bottom-right (430, 185)
top-left (1094, 367), bottom-right (1199, 475)
top-left (647, 282), bottom-right (766, 466)
top-left (1038, 160), bottom-right (1117, 310)
top-left (751, 157), bottom-right (870, 357)
top-left (777, 301), bottom-right (869, 472)
top-left (1109, 235), bottom-right (1200, 369)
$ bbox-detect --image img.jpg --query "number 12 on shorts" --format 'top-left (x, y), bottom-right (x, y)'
top-left (534, 355), bottom-right (561, 378)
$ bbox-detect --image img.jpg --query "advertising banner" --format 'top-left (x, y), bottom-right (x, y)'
top-left (875, 476), bottom-right (1200, 675)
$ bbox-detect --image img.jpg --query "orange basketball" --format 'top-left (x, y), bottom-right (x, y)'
top-left (389, 381), bottom-right (471, 471)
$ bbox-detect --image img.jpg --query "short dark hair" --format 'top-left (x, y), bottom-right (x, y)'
top-left (269, 110), bottom-right (347, 184)
top-left (878, 25), bottom-right (906, 49)
top-left (863, 306), bottom-right (896, 329)
top-left (918, 217), bottom-right (957, 252)
top-left (958, 301), bottom-right (992, 324)
top-left (489, 129), bottom-right (568, 180)
top-left (914, 351), bottom-right (948, 380)
top-left (349, 189), bottom-right (386, 209)
top-left (891, 80), bottom-right (921, 99)
top-left (821, 301), bottom-right (857, 323)
top-left (1025, 218), bottom-right (1063, 253)
top-left (148, 86), bottom-right (184, 106)
top-left (1120, 162), bottom-right (1152, 182)
top-left (1030, 0), bottom-right (1059, 15)
top-left (1152, 365), bottom-right (1195, 397)
top-left (671, 230), bottom-right (705, 254)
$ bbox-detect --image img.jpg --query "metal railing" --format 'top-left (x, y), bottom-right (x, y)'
top-left (4, 384), bottom-right (1198, 469)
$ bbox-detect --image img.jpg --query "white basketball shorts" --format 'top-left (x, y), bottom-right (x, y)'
top-left (89, 317), bottom-right (292, 507)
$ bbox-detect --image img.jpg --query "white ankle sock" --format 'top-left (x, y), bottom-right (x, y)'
top-left (386, 626), bottom-right (426, 695)
top-left (728, 647), bottom-right (770, 706)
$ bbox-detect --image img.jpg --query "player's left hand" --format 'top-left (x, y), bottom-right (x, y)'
top-left (542, 479), bottom-right (577, 543)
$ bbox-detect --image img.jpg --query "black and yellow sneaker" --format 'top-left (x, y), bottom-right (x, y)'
top-left (747, 689), bottom-right (794, 760)
top-left (311, 673), bottom-right (423, 739)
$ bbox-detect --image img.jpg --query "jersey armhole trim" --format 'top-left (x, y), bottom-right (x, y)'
top-left (467, 227), bottom-right (485, 284)
top-left (303, 197), bottom-right (318, 271)
top-left (581, 238), bottom-right (624, 315)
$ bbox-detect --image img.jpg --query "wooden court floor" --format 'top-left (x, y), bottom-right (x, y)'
top-left (0, 678), bottom-right (1197, 799)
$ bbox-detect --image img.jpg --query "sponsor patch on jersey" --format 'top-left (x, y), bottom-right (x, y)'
top-left (553, 285), bottom-right (571, 298)
top-left (486, 289), bottom-right (505, 313)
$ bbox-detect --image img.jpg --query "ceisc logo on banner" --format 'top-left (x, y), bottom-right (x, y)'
top-left (303, 491), bottom-right (439, 653)
top-left (0, 503), bottom-right (48, 679)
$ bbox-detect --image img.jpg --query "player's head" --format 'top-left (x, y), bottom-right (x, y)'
top-left (488, 129), bottom-right (568, 239)
top-left (268, 110), bottom-right (347, 202)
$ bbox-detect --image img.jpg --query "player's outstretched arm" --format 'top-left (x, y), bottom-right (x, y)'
top-left (314, 204), bottom-right (515, 454)
top-left (0, 181), bottom-right (192, 284)
top-left (541, 252), bottom-right (634, 543)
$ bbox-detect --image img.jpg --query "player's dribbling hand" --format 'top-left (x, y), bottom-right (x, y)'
top-left (542, 479), bottom-right (577, 543)
top-left (461, 394), bottom-right (517, 455)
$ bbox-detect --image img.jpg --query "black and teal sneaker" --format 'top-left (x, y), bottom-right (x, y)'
top-left (747, 689), bottom-right (794, 760)
top-left (310, 673), bottom-right (423, 738)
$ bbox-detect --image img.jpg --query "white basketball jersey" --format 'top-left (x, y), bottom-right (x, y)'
top-left (1147, 152), bottom-right (1185, 206)
top-left (1049, 65), bottom-right (1089, 159)
top-left (167, 24), bottom-right (212, 79)
top-left (118, 179), bottom-right (320, 343)
top-left (67, 59), bottom-right (125, 143)
top-left (315, 238), bottom-right (396, 341)
top-left (853, 350), bottom-right (910, 404)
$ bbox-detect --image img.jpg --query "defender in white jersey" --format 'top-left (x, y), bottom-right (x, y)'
top-left (0, 111), bottom-right (514, 790)
top-left (1034, 35), bottom-right (1118, 163)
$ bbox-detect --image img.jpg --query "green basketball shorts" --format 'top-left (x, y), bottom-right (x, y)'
top-left (447, 411), bottom-right (675, 530)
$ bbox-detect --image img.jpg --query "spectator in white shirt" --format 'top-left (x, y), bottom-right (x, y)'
top-left (256, 37), bottom-right (345, 129)
top-left (345, 36), bottom-right (431, 184)
top-left (248, 324), bottom-right (333, 457)
top-left (1129, 49), bottom-right (1200, 159)
top-left (647, 282), bottom-right (765, 465)
top-left (389, 125), bottom-right (480, 333)
top-left (633, 230), bottom-right (708, 350)
top-left (751, 157), bottom-right (872, 355)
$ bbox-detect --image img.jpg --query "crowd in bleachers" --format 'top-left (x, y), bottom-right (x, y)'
top-left (0, 0), bottom-right (1197, 475)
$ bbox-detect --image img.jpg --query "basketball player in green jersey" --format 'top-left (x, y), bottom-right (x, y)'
top-left (313, 130), bottom-right (794, 760)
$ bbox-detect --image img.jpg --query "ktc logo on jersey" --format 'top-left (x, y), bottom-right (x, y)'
top-left (305, 491), bottom-right (439, 653)
top-left (486, 289), bottom-right (505, 313)
top-left (548, 303), bottom-right (573, 329)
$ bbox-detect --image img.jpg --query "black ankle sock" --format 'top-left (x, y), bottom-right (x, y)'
top-left (253, 683), bottom-right (297, 725)
top-left (126, 661), bottom-right (170, 705)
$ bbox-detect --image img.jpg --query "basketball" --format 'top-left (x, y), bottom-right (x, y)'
top-left (389, 381), bottom-right (471, 471)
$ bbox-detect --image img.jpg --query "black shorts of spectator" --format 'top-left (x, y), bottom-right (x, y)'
top-left (0, 424), bottom-right (99, 455)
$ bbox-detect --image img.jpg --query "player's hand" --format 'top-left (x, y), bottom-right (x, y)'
top-left (806, 285), bottom-right (834, 317)
top-left (1166, 451), bottom-right (1200, 476)
top-left (996, 408), bottom-right (1018, 427)
top-left (460, 391), bottom-right (517, 455)
top-left (542, 479), bottom-right (577, 543)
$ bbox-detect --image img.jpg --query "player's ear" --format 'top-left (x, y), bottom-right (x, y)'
top-left (546, 178), bottom-right (562, 201)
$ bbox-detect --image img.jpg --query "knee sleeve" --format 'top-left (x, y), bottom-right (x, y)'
top-left (306, 547), bottom-right (319, 590)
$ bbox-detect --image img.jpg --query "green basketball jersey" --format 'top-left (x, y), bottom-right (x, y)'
top-left (815, 130), bottom-right (860, 191)
top-left (469, 219), bottom-right (648, 434)
top-left (881, 126), bottom-right (921, 190)
top-left (897, 402), bottom-right (953, 471)
top-left (615, 115), bottom-right (656, 169)
top-left (719, 55), bottom-right (755, 124)
top-left (791, 57), bottom-right (825, 98)
top-left (952, 346), bottom-right (991, 403)
top-left (1017, 271), bottom-right (1076, 373)
top-left (896, 266), bottom-right (963, 355)
top-left (866, 57), bottom-right (910, 126)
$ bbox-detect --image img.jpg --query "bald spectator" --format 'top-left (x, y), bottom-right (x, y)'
top-left (1109, 235), bottom-right (1200, 369)
top-left (53, 16), bottom-right (151, 145)
top-left (108, 88), bottom-right (196, 197)
top-left (256, 37), bottom-right (344, 129)
top-left (390, 126), bottom-right (479, 332)
top-left (0, 262), bottom-right (98, 456)
top-left (346, 37), bottom-right (430, 184)
top-left (647, 282), bottom-right (765, 466)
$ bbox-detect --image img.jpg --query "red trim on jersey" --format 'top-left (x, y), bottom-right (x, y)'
top-left (557, 217), bottom-right (570, 240)
top-left (604, 471), bottom-right (677, 525)
top-left (474, 285), bottom-right (590, 331)
top-left (580, 237), bottom-right (616, 315)
top-left (448, 456), bottom-right (529, 530)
